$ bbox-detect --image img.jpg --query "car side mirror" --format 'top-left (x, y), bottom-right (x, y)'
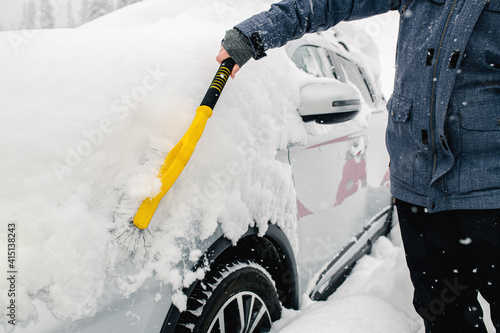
top-left (299, 80), bottom-right (361, 124)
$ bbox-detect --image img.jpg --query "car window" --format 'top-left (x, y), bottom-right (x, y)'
top-left (333, 54), bottom-right (375, 104)
top-left (292, 45), bottom-right (338, 79)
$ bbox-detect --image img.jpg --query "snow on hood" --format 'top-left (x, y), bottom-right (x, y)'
top-left (0, 0), bottom-right (306, 328)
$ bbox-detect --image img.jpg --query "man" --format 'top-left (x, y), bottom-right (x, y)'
top-left (216, 0), bottom-right (500, 332)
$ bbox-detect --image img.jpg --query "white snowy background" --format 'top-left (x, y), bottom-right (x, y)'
top-left (0, 0), bottom-right (495, 332)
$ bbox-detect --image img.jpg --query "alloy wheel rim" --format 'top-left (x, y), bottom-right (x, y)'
top-left (207, 291), bottom-right (272, 333)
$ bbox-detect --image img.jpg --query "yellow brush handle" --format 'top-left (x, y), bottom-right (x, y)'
top-left (133, 105), bottom-right (213, 229)
top-left (132, 58), bottom-right (235, 229)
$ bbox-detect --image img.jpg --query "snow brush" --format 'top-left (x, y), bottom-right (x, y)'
top-left (132, 58), bottom-right (236, 230)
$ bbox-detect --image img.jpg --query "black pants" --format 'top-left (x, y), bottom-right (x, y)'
top-left (395, 200), bottom-right (500, 333)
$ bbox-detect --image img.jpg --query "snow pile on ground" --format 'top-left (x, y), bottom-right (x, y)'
top-left (0, 0), bottom-right (306, 329)
top-left (272, 227), bottom-right (423, 333)
top-left (277, 294), bottom-right (417, 333)
top-left (272, 224), bottom-right (496, 333)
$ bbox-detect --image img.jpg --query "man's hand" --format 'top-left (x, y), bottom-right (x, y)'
top-left (216, 46), bottom-right (240, 78)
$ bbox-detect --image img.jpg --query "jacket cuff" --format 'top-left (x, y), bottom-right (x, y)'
top-left (221, 28), bottom-right (266, 67)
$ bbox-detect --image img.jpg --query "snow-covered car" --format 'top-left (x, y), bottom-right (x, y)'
top-left (163, 33), bottom-right (394, 333)
top-left (1, 1), bottom-right (392, 332)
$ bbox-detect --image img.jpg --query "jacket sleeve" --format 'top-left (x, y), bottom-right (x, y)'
top-left (235, 0), bottom-right (401, 57)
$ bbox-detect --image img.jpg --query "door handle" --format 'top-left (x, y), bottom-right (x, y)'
top-left (350, 136), bottom-right (366, 157)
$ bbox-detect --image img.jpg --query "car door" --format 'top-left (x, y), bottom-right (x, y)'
top-left (330, 51), bottom-right (391, 223)
top-left (290, 122), bottom-right (368, 296)
top-left (287, 45), bottom-right (370, 295)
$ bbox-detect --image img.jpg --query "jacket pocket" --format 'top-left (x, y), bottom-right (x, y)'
top-left (400, 0), bottom-right (444, 16)
top-left (458, 100), bottom-right (500, 193)
top-left (460, 100), bottom-right (500, 131)
top-left (386, 94), bottom-right (417, 187)
top-left (485, 0), bottom-right (500, 12)
top-left (387, 94), bottom-right (412, 122)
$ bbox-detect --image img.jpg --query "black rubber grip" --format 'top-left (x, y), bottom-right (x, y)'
top-left (200, 58), bottom-right (236, 109)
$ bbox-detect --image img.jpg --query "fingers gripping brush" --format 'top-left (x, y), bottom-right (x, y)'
top-left (132, 58), bottom-right (236, 230)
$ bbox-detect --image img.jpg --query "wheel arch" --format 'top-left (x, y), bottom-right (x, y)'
top-left (161, 224), bottom-right (299, 333)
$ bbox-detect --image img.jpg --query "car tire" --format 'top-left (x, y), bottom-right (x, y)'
top-left (176, 260), bottom-right (282, 333)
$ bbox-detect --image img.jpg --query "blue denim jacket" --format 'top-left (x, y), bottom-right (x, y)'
top-left (236, 0), bottom-right (500, 212)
